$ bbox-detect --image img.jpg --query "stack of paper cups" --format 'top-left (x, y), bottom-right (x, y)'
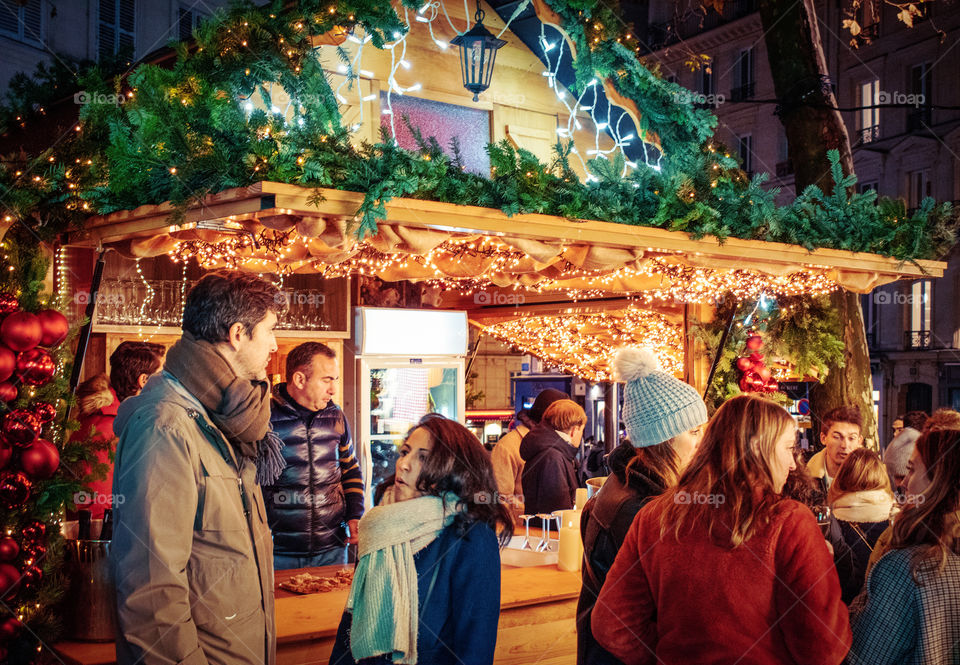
top-left (557, 509), bottom-right (583, 572)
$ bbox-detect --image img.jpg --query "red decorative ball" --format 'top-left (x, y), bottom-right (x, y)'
top-left (0, 293), bottom-right (18, 315)
top-left (0, 563), bottom-right (22, 599)
top-left (36, 309), bottom-right (69, 347)
top-left (757, 366), bottom-right (772, 381)
top-left (16, 348), bottom-right (55, 386)
top-left (0, 382), bottom-right (17, 402)
top-left (0, 615), bottom-right (21, 640)
top-left (764, 378), bottom-right (779, 393)
top-left (32, 401), bottom-right (57, 424)
top-left (21, 520), bottom-right (45, 543)
top-left (20, 439), bottom-right (59, 479)
top-left (2, 409), bottom-right (40, 447)
top-left (745, 334), bottom-right (764, 351)
top-left (19, 565), bottom-right (42, 590)
top-left (0, 346), bottom-right (14, 383)
top-left (20, 542), bottom-right (45, 560)
top-left (0, 537), bottom-right (18, 562)
top-left (0, 444), bottom-right (10, 470)
top-left (735, 357), bottom-right (752, 372)
top-left (0, 312), bottom-right (42, 352)
top-left (0, 472), bottom-right (31, 510)
top-left (749, 352), bottom-right (765, 363)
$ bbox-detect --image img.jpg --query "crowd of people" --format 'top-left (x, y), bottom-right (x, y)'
top-left (89, 270), bottom-right (959, 665)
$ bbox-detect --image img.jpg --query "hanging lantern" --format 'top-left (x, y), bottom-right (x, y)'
top-left (451, 1), bottom-right (507, 102)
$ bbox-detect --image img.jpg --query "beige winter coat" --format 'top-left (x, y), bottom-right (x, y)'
top-left (491, 425), bottom-right (528, 522)
top-left (112, 372), bottom-right (276, 665)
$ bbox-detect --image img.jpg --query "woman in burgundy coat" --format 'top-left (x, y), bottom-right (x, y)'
top-left (592, 394), bottom-right (851, 665)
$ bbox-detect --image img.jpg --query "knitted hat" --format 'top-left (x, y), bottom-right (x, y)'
top-left (528, 388), bottom-right (569, 423)
top-left (883, 427), bottom-right (920, 479)
top-left (615, 348), bottom-right (708, 448)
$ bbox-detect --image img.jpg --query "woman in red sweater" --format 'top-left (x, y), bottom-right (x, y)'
top-left (592, 394), bottom-right (851, 665)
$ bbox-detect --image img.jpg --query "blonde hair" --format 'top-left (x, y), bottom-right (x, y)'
top-left (542, 399), bottom-right (586, 432)
top-left (653, 394), bottom-right (795, 547)
top-left (630, 441), bottom-right (682, 488)
top-left (827, 448), bottom-right (893, 506)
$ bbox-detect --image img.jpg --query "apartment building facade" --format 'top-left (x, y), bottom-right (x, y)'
top-left (0, 0), bottom-right (230, 92)
top-left (642, 0), bottom-right (960, 439)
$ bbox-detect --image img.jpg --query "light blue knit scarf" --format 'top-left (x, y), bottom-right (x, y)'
top-left (346, 493), bottom-right (461, 664)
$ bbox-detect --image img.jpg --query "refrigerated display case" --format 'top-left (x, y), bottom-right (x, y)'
top-left (354, 308), bottom-right (467, 505)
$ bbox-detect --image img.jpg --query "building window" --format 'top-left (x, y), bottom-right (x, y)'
top-left (857, 78), bottom-right (880, 144)
top-left (907, 62), bottom-right (932, 131)
top-left (737, 134), bottom-right (752, 174)
top-left (859, 181), bottom-right (878, 193)
top-left (732, 48), bottom-right (754, 101)
top-left (0, 0), bottom-right (43, 45)
top-left (907, 169), bottom-right (931, 209)
top-left (776, 132), bottom-right (793, 177)
top-left (178, 4), bottom-right (207, 41)
top-left (911, 279), bottom-right (932, 329)
top-left (99, 0), bottom-right (136, 60)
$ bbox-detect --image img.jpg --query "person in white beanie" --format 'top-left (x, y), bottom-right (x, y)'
top-left (576, 348), bottom-right (708, 665)
top-left (883, 410), bottom-right (927, 495)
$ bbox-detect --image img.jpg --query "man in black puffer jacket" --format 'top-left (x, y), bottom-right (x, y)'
top-left (262, 342), bottom-right (364, 569)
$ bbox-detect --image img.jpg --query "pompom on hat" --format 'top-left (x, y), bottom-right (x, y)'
top-left (615, 348), bottom-right (708, 448)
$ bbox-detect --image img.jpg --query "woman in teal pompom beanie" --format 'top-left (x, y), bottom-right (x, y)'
top-left (577, 347), bottom-right (708, 665)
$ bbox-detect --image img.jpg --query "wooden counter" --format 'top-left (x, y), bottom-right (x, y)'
top-left (55, 562), bottom-right (581, 665)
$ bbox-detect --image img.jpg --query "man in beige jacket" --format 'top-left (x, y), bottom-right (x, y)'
top-left (491, 388), bottom-right (568, 521)
top-left (112, 272), bottom-right (281, 665)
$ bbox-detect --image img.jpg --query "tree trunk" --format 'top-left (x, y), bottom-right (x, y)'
top-left (757, 0), bottom-right (878, 446)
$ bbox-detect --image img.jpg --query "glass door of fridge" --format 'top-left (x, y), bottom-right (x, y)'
top-left (359, 359), bottom-right (463, 505)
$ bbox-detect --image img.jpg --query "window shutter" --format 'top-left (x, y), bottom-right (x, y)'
top-left (0, 1), bottom-right (20, 36)
top-left (178, 7), bottom-right (192, 41)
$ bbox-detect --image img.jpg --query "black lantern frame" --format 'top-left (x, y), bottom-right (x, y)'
top-left (450, 2), bottom-right (507, 102)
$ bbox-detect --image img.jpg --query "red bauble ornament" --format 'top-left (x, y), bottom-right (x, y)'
top-left (21, 520), bottom-right (45, 543)
top-left (764, 378), bottom-right (779, 393)
top-left (20, 542), bottom-right (45, 561)
top-left (19, 565), bottom-right (42, 590)
top-left (1, 409), bottom-right (40, 447)
top-left (0, 382), bottom-right (16, 402)
top-left (32, 401), bottom-right (57, 424)
top-left (0, 616), bottom-right (20, 640)
top-left (0, 537), bottom-right (18, 562)
top-left (0, 293), bottom-right (18, 315)
top-left (0, 472), bottom-right (31, 510)
top-left (757, 366), bottom-right (772, 381)
top-left (0, 346), bottom-right (14, 383)
top-left (36, 309), bottom-right (69, 347)
top-left (16, 348), bottom-right (55, 386)
top-left (0, 312), bottom-right (42, 352)
top-left (745, 334), bottom-right (764, 351)
top-left (0, 443), bottom-right (10, 470)
top-left (0, 563), bottom-right (21, 599)
top-left (735, 357), bottom-right (752, 372)
top-left (20, 439), bottom-right (59, 479)
top-left (749, 352), bottom-right (765, 363)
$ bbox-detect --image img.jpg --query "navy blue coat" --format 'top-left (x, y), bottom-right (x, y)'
top-left (329, 519), bottom-right (502, 665)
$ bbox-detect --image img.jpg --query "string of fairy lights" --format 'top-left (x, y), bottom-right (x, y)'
top-left (165, 230), bottom-right (840, 304)
top-left (479, 309), bottom-right (684, 381)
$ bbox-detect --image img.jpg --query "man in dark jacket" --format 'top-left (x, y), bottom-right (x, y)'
top-left (262, 342), bottom-right (364, 569)
top-left (519, 399), bottom-right (586, 516)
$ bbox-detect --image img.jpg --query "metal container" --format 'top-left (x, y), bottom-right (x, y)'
top-left (63, 539), bottom-right (117, 641)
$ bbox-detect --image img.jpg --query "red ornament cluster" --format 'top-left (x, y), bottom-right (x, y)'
top-left (736, 334), bottom-right (779, 394)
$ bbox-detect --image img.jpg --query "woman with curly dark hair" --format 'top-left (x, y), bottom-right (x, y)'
top-left (330, 414), bottom-right (513, 665)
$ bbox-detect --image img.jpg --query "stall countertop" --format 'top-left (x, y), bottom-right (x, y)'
top-left (55, 562), bottom-right (582, 664)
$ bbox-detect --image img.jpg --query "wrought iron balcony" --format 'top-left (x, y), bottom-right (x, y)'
top-left (856, 125), bottom-right (881, 145)
top-left (905, 330), bottom-right (932, 350)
